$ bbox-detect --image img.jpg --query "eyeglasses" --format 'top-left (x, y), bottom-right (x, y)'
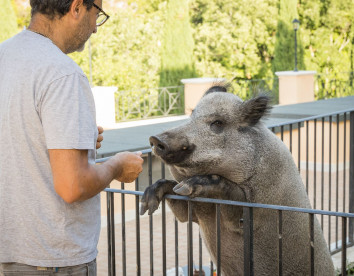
top-left (92, 2), bottom-right (110, 27)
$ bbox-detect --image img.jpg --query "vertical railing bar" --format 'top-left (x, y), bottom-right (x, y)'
top-left (309, 214), bottom-right (315, 276)
top-left (306, 121), bottom-right (309, 193)
top-left (135, 178), bottom-right (141, 276)
top-left (349, 111), bottom-right (354, 243)
top-left (188, 201), bottom-right (193, 276)
top-left (216, 204), bottom-right (221, 276)
top-left (161, 161), bottom-right (167, 276)
top-left (148, 152), bottom-right (154, 276)
top-left (110, 191), bottom-right (116, 275)
top-left (343, 113), bottom-right (347, 213)
top-left (199, 231), bottom-right (203, 276)
top-left (162, 199), bottom-right (167, 276)
top-left (321, 117), bottom-right (325, 229)
top-left (278, 210), bottom-right (283, 276)
top-left (298, 122), bottom-right (301, 171)
top-left (314, 119), bottom-right (317, 209)
top-left (281, 126), bottom-right (284, 141)
top-left (111, 192), bottom-right (116, 276)
top-left (148, 151), bottom-right (152, 186)
top-left (175, 217), bottom-right (179, 276)
top-left (341, 217), bottom-right (347, 276)
top-left (161, 162), bottom-right (166, 179)
top-left (290, 124), bottom-right (293, 154)
top-left (121, 182), bottom-right (126, 276)
top-left (107, 191), bottom-right (112, 276)
top-left (336, 114), bottom-right (340, 249)
top-left (210, 261), bottom-right (214, 276)
top-left (328, 116), bottom-right (332, 247)
top-left (243, 207), bottom-right (254, 276)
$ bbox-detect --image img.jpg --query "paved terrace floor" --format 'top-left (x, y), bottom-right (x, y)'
top-left (95, 96), bottom-right (354, 275)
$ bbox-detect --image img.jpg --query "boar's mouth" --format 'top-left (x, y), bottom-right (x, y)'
top-left (149, 135), bottom-right (196, 165)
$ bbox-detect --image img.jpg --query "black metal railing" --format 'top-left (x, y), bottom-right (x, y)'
top-left (115, 86), bottom-right (184, 121)
top-left (97, 108), bottom-right (354, 276)
top-left (231, 78), bottom-right (279, 101)
top-left (103, 188), bottom-right (354, 276)
top-left (316, 72), bottom-right (354, 100)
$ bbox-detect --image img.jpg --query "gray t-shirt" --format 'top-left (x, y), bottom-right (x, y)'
top-left (0, 30), bottom-right (100, 267)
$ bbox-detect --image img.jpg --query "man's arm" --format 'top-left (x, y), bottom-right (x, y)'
top-left (49, 149), bottom-right (143, 203)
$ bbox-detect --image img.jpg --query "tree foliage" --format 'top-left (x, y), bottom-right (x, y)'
top-left (299, 0), bottom-right (353, 75)
top-left (159, 0), bottom-right (197, 87)
top-left (70, 2), bottom-right (165, 91)
top-left (190, 0), bottom-right (278, 81)
top-left (272, 0), bottom-right (305, 73)
top-left (0, 0), bottom-right (18, 43)
top-left (8, 0), bottom-right (354, 99)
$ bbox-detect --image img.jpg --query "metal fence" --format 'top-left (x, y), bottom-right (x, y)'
top-left (113, 73), bottom-right (354, 122)
top-left (231, 78), bottom-right (279, 101)
top-left (316, 72), bottom-right (354, 100)
top-left (98, 108), bottom-right (354, 276)
top-left (115, 86), bottom-right (184, 121)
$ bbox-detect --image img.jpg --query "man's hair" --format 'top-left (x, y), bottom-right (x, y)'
top-left (30, 0), bottom-right (95, 19)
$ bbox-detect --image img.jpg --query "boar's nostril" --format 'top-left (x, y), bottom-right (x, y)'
top-left (157, 143), bottom-right (165, 151)
top-left (149, 135), bottom-right (168, 154)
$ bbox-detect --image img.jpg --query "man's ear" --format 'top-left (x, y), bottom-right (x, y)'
top-left (69, 0), bottom-right (85, 19)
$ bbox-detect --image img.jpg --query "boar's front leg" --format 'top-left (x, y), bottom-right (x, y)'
top-left (140, 179), bottom-right (195, 222)
top-left (173, 175), bottom-right (246, 227)
top-left (140, 179), bottom-right (178, 215)
top-left (173, 175), bottom-right (245, 201)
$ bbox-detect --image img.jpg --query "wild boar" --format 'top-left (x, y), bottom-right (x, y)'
top-left (140, 84), bottom-right (335, 276)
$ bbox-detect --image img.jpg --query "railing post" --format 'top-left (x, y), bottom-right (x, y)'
top-left (107, 191), bottom-right (116, 276)
top-left (243, 207), bottom-right (254, 276)
top-left (349, 111), bottom-right (354, 243)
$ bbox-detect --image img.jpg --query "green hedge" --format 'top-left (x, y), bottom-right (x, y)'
top-left (0, 0), bottom-right (18, 43)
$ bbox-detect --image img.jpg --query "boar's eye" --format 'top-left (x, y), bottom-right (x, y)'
top-left (210, 120), bottom-right (224, 133)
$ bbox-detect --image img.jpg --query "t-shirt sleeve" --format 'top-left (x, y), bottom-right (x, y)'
top-left (39, 73), bottom-right (97, 150)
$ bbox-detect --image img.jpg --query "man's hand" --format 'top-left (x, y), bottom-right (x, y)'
top-left (96, 126), bottom-right (104, 149)
top-left (111, 151), bottom-right (144, 183)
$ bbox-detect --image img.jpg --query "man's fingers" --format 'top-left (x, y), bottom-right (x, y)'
top-left (97, 126), bottom-right (104, 134)
top-left (97, 134), bottom-right (103, 142)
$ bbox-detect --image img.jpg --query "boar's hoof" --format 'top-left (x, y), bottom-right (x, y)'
top-left (140, 179), bottom-right (178, 215)
top-left (173, 175), bottom-right (222, 198)
top-left (173, 182), bottom-right (194, 196)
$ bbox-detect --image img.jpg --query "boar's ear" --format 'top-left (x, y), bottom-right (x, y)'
top-left (239, 95), bottom-right (272, 127)
top-left (203, 81), bottom-right (231, 96)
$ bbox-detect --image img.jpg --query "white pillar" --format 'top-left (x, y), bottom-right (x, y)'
top-left (181, 78), bottom-right (226, 115)
top-left (92, 86), bottom-right (117, 128)
top-left (275, 71), bottom-right (317, 105)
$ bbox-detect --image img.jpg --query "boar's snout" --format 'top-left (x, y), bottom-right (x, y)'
top-left (149, 135), bottom-right (195, 164)
top-left (150, 135), bottom-right (169, 153)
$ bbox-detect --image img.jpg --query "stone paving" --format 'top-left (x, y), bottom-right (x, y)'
top-left (96, 205), bottom-right (212, 276)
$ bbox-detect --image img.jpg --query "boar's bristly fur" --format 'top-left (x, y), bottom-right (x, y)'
top-left (141, 84), bottom-right (335, 276)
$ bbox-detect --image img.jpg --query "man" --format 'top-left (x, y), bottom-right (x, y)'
top-left (0, 0), bottom-right (144, 275)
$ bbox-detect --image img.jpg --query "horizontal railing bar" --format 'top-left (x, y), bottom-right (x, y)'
top-left (267, 108), bottom-right (354, 129)
top-left (104, 188), bottom-right (354, 218)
